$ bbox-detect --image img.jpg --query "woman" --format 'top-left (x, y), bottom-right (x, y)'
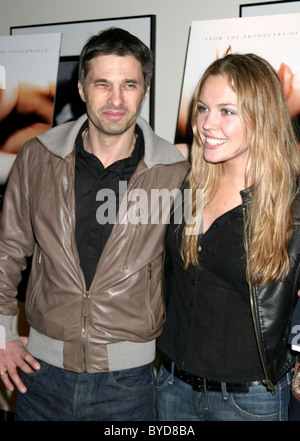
top-left (157, 53), bottom-right (300, 421)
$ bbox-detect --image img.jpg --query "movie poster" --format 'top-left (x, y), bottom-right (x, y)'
top-left (0, 32), bottom-right (61, 412)
top-left (0, 33), bottom-right (61, 192)
top-left (176, 13), bottom-right (300, 145)
top-left (11, 16), bottom-right (155, 128)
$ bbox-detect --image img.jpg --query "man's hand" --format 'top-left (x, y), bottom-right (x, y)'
top-left (0, 337), bottom-right (40, 393)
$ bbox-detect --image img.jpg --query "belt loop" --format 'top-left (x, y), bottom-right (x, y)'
top-left (203, 377), bottom-right (207, 393)
top-left (170, 361), bottom-right (175, 383)
top-left (170, 361), bottom-right (175, 375)
top-left (221, 382), bottom-right (229, 400)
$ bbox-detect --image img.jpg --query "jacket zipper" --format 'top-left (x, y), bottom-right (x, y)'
top-left (81, 289), bottom-right (90, 371)
top-left (75, 235), bottom-right (90, 372)
top-left (242, 206), bottom-right (275, 393)
top-left (66, 157), bottom-right (89, 372)
top-left (146, 264), bottom-right (155, 330)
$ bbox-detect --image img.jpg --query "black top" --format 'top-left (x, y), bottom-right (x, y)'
top-left (74, 121), bottom-right (144, 290)
top-left (158, 205), bottom-right (265, 382)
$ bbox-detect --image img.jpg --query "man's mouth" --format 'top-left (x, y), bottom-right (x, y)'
top-left (103, 110), bottom-right (126, 121)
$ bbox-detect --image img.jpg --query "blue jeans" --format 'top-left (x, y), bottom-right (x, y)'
top-left (15, 360), bottom-right (156, 421)
top-left (289, 394), bottom-right (300, 421)
top-left (156, 363), bottom-right (291, 421)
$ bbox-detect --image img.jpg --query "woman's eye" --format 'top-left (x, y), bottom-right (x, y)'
top-left (197, 104), bottom-right (207, 113)
top-left (222, 108), bottom-right (235, 116)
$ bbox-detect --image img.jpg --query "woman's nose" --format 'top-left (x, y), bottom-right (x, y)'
top-left (197, 110), bottom-right (218, 132)
top-left (202, 110), bottom-right (218, 131)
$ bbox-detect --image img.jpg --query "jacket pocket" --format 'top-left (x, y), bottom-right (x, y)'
top-left (122, 208), bottom-right (143, 270)
top-left (28, 249), bottom-right (44, 312)
top-left (144, 255), bottom-right (164, 334)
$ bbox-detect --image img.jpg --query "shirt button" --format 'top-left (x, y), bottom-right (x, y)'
top-left (213, 222), bottom-right (219, 228)
top-left (191, 280), bottom-right (196, 285)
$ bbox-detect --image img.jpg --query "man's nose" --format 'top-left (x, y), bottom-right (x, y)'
top-left (107, 87), bottom-right (124, 107)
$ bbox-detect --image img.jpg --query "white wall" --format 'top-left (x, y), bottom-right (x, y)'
top-left (1, 0), bottom-right (277, 142)
top-left (0, 0), bottom-right (277, 143)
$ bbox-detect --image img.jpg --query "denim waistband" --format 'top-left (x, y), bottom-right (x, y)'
top-left (163, 358), bottom-right (263, 394)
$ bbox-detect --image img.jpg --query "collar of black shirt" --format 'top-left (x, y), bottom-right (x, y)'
top-left (75, 121), bottom-right (144, 169)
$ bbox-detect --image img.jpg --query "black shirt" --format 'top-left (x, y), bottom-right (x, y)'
top-left (159, 205), bottom-right (264, 383)
top-left (74, 121), bottom-right (144, 290)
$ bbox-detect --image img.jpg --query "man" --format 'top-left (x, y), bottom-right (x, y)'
top-left (0, 28), bottom-right (189, 420)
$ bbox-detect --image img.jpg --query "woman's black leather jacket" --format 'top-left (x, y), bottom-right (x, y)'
top-left (160, 187), bottom-right (300, 392)
top-left (240, 187), bottom-right (300, 391)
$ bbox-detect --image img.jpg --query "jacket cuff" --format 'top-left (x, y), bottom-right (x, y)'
top-left (0, 314), bottom-right (18, 348)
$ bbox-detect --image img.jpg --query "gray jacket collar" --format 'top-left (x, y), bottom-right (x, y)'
top-left (37, 114), bottom-right (186, 169)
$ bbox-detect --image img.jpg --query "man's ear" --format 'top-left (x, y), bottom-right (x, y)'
top-left (78, 81), bottom-right (86, 103)
top-left (142, 85), bottom-right (150, 104)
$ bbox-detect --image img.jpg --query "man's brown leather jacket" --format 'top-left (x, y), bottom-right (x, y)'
top-left (0, 115), bottom-right (189, 373)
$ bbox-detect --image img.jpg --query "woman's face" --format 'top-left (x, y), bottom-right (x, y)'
top-left (196, 75), bottom-right (251, 170)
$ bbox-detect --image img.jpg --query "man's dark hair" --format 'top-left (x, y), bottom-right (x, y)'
top-left (78, 27), bottom-right (153, 92)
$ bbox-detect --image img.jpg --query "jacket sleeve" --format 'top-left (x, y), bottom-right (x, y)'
top-left (0, 143), bottom-right (35, 340)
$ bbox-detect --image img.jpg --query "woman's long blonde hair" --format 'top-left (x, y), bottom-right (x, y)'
top-left (182, 53), bottom-right (300, 285)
